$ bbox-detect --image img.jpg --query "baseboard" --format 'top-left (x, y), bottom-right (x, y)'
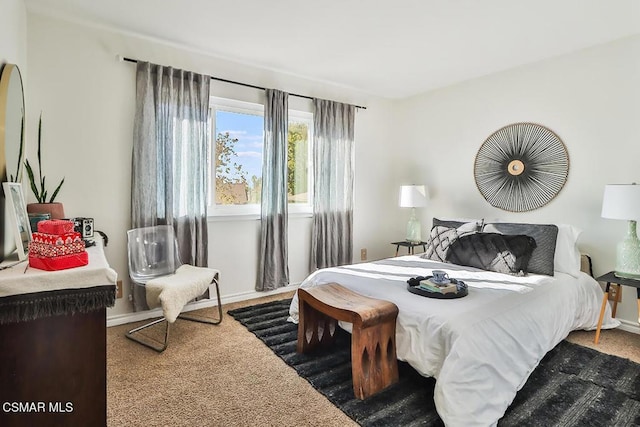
top-left (107, 283), bottom-right (299, 327)
top-left (617, 318), bottom-right (640, 335)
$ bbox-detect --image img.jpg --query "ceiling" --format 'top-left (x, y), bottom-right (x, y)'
top-left (24, 0), bottom-right (640, 99)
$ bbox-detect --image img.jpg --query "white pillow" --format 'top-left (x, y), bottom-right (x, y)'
top-left (554, 224), bottom-right (583, 277)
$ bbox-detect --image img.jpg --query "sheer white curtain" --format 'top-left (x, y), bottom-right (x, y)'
top-left (311, 99), bottom-right (355, 269)
top-left (256, 89), bottom-right (289, 291)
top-left (131, 62), bottom-right (210, 310)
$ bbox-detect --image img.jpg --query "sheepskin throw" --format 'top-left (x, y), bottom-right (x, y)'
top-left (146, 265), bottom-right (219, 323)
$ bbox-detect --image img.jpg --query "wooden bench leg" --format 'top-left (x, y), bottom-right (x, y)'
top-left (297, 298), bottom-right (338, 354)
top-left (351, 319), bottom-right (399, 399)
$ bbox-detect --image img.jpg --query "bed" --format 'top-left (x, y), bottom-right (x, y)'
top-left (288, 220), bottom-right (620, 427)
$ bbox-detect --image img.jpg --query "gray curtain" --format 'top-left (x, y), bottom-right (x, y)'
top-left (131, 62), bottom-right (210, 310)
top-left (256, 89), bottom-right (289, 291)
top-left (311, 99), bottom-right (355, 270)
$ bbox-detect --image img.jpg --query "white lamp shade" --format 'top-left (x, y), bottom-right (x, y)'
top-left (601, 184), bottom-right (640, 220)
top-left (399, 185), bottom-right (429, 208)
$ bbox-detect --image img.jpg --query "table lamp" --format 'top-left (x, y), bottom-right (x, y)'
top-left (601, 183), bottom-right (640, 278)
top-left (399, 185), bottom-right (429, 243)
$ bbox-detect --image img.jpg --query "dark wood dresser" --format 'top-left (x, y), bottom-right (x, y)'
top-left (0, 242), bottom-right (116, 427)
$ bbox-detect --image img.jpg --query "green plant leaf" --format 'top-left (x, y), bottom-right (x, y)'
top-left (40, 176), bottom-right (47, 203)
top-left (37, 113), bottom-right (43, 184)
top-left (24, 113), bottom-right (64, 204)
top-left (49, 178), bottom-right (65, 203)
top-left (25, 160), bottom-right (43, 202)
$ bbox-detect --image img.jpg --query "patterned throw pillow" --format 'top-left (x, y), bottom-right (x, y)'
top-left (446, 232), bottom-right (537, 275)
top-left (421, 222), bottom-right (478, 262)
top-left (483, 223), bottom-right (558, 276)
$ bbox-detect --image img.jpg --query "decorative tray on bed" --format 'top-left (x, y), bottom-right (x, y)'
top-left (407, 276), bottom-right (468, 299)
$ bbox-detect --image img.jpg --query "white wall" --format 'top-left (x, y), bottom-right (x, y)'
top-left (0, 0), bottom-right (27, 68)
top-left (25, 12), bottom-right (400, 318)
top-left (395, 35), bottom-right (640, 327)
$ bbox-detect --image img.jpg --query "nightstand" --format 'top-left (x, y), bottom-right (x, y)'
top-left (391, 241), bottom-right (428, 256)
top-left (594, 271), bottom-right (640, 344)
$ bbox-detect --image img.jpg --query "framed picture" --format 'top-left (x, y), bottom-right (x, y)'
top-left (2, 182), bottom-right (31, 260)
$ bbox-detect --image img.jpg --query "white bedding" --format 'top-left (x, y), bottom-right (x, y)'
top-left (288, 255), bottom-right (620, 427)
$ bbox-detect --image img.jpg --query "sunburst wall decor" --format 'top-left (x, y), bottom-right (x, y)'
top-left (474, 123), bottom-right (569, 212)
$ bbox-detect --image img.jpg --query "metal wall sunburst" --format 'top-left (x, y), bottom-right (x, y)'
top-left (474, 123), bottom-right (569, 212)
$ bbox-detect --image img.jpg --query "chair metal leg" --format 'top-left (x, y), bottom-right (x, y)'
top-left (125, 276), bottom-right (222, 352)
top-left (178, 277), bottom-right (223, 325)
top-left (125, 317), bottom-right (170, 353)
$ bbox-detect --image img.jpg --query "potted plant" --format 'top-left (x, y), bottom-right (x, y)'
top-left (25, 114), bottom-right (65, 219)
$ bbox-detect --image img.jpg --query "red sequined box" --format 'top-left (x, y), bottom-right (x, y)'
top-left (29, 252), bottom-right (88, 271)
top-left (28, 230), bottom-right (88, 271)
top-left (37, 219), bottom-right (75, 234)
top-left (30, 232), bottom-right (85, 258)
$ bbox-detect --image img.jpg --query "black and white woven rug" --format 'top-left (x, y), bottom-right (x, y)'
top-left (228, 299), bottom-right (640, 426)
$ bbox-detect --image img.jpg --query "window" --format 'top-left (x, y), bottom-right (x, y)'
top-left (287, 113), bottom-right (312, 207)
top-left (209, 97), bottom-right (313, 216)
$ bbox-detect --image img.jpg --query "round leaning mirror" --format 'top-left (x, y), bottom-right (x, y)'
top-left (0, 63), bottom-right (26, 182)
top-left (0, 63), bottom-right (26, 261)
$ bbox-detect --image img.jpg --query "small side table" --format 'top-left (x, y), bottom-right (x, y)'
top-left (594, 271), bottom-right (640, 344)
top-left (391, 241), bottom-right (428, 256)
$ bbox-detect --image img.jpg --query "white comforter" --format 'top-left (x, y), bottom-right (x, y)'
top-left (288, 256), bottom-right (620, 427)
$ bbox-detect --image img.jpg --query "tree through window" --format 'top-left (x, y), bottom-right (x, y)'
top-left (210, 97), bottom-right (312, 214)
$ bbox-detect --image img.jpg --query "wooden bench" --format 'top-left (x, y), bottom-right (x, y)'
top-left (297, 283), bottom-right (399, 399)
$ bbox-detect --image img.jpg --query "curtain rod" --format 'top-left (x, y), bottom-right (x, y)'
top-left (120, 56), bottom-right (367, 110)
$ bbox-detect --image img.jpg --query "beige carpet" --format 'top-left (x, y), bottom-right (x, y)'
top-left (107, 293), bottom-right (639, 426)
top-left (566, 328), bottom-right (640, 364)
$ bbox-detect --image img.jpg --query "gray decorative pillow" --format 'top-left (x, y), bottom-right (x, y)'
top-left (433, 217), bottom-right (484, 231)
top-left (482, 222), bottom-right (559, 276)
top-left (421, 222), bottom-right (477, 262)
